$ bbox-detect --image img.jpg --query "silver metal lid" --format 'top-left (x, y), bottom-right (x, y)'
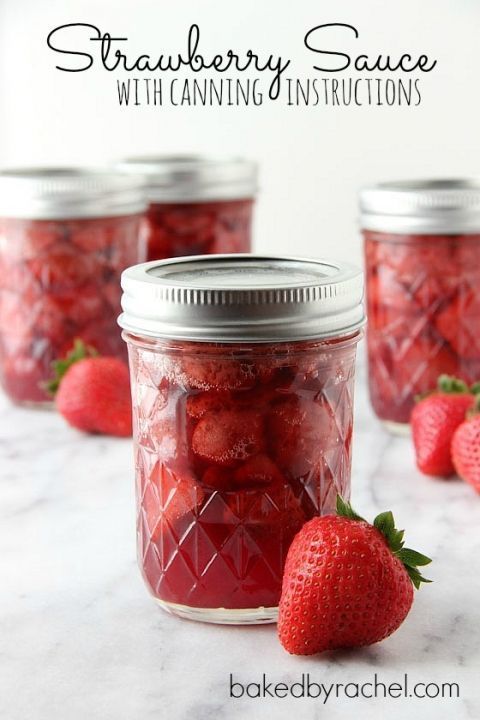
top-left (116, 155), bottom-right (258, 203)
top-left (0, 167), bottom-right (148, 219)
top-left (360, 179), bottom-right (480, 234)
top-left (119, 254), bottom-right (365, 343)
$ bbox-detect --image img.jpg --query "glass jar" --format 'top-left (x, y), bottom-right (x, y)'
top-left (0, 168), bottom-right (147, 405)
top-left (360, 179), bottom-right (480, 432)
top-left (119, 255), bottom-right (365, 624)
top-left (117, 156), bottom-right (257, 261)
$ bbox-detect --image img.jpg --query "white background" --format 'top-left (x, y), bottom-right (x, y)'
top-left (0, 0), bottom-right (479, 265)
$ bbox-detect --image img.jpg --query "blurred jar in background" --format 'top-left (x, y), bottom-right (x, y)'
top-left (0, 168), bottom-right (147, 405)
top-left (117, 156), bottom-right (257, 261)
top-left (360, 179), bottom-right (480, 433)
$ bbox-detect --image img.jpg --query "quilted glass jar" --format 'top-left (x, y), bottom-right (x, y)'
top-left (361, 180), bottom-right (480, 432)
top-left (117, 156), bottom-right (257, 261)
top-left (119, 255), bottom-right (365, 624)
top-left (0, 168), bottom-right (147, 405)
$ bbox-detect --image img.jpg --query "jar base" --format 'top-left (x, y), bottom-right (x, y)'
top-left (155, 599), bottom-right (278, 625)
top-left (382, 419), bottom-right (411, 436)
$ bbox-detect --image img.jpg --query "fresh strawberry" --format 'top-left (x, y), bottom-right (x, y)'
top-left (451, 408), bottom-right (480, 493)
top-left (411, 375), bottom-right (476, 477)
top-left (47, 339), bottom-right (132, 436)
top-left (278, 496), bottom-right (431, 655)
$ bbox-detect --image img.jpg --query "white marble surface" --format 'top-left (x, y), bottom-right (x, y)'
top-left (1, 360), bottom-right (479, 720)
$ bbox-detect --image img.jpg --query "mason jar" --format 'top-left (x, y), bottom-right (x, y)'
top-left (360, 179), bottom-right (480, 432)
top-left (119, 254), bottom-right (365, 624)
top-left (0, 168), bottom-right (147, 405)
top-left (117, 156), bottom-right (257, 261)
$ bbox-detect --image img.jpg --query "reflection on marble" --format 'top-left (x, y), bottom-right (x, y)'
top-left (1, 359), bottom-right (479, 720)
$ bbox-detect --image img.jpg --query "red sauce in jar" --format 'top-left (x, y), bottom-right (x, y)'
top-left (364, 231), bottom-right (480, 425)
top-left (0, 214), bottom-right (144, 403)
top-left (128, 336), bottom-right (359, 610)
top-left (144, 199), bottom-right (253, 261)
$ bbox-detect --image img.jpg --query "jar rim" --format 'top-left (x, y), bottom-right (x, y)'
top-left (360, 178), bottom-right (480, 234)
top-left (122, 328), bottom-right (363, 352)
top-left (116, 154), bottom-right (258, 203)
top-left (0, 167), bottom-right (148, 219)
top-left (119, 254), bottom-right (366, 343)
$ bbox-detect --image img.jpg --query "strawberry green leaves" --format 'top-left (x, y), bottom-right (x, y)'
top-left (336, 496), bottom-right (432, 590)
top-left (373, 511), bottom-right (406, 554)
top-left (415, 374), bottom-right (480, 404)
top-left (437, 375), bottom-right (470, 394)
top-left (335, 495), bottom-right (365, 522)
top-left (45, 338), bottom-right (98, 395)
top-left (396, 548), bottom-right (432, 589)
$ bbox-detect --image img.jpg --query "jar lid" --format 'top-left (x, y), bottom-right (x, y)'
top-left (119, 254), bottom-right (365, 343)
top-left (360, 179), bottom-right (480, 234)
top-left (0, 167), bottom-right (148, 219)
top-left (116, 155), bottom-right (258, 203)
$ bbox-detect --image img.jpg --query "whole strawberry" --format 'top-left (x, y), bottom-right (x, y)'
top-left (47, 339), bottom-right (132, 437)
top-left (451, 411), bottom-right (480, 493)
top-left (278, 497), bottom-right (431, 655)
top-left (411, 375), bottom-right (476, 477)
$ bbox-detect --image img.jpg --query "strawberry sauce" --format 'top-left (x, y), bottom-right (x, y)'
top-left (0, 214), bottom-right (144, 404)
top-left (127, 336), bottom-right (359, 611)
top-left (144, 199), bottom-right (253, 261)
top-left (365, 231), bottom-right (480, 425)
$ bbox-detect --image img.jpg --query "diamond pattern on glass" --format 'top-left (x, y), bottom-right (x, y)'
top-left (128, 338), bottom-right (358, 610)
top-left (365, 234), bottom-right (480, 424)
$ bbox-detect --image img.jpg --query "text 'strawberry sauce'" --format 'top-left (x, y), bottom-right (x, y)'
top-left (119, 255), bottom-right (365, 624)
top-left (117, 156), bottom-right (257, 261)
top-left (361, 180), bottom-right (480, 432)
top-left (0, 169), bottom-right (147, 405)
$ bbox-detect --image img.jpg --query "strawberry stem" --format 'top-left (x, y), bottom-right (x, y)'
top-left (335, 495), bottom-right (365, 522)
top-left (44, 338), bottom-right (98, 396)
top-left (415, 375), bottom-right (476, 403)
top-left (335, 496), bottom-right (432, 589)
top-left (437, 375), bottom-right (469, 394)
top-left (467, 393), bottom-right (480, 418)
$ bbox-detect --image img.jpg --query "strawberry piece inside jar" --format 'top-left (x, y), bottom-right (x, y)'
top-left (144, 199), bottom-right (253, 261)
top-left (365, 231), bottom-right (480, 424)
top-left (121, 254), bottom-right (364, 618)
top-left (130, 338), bottom-right (358, 610)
